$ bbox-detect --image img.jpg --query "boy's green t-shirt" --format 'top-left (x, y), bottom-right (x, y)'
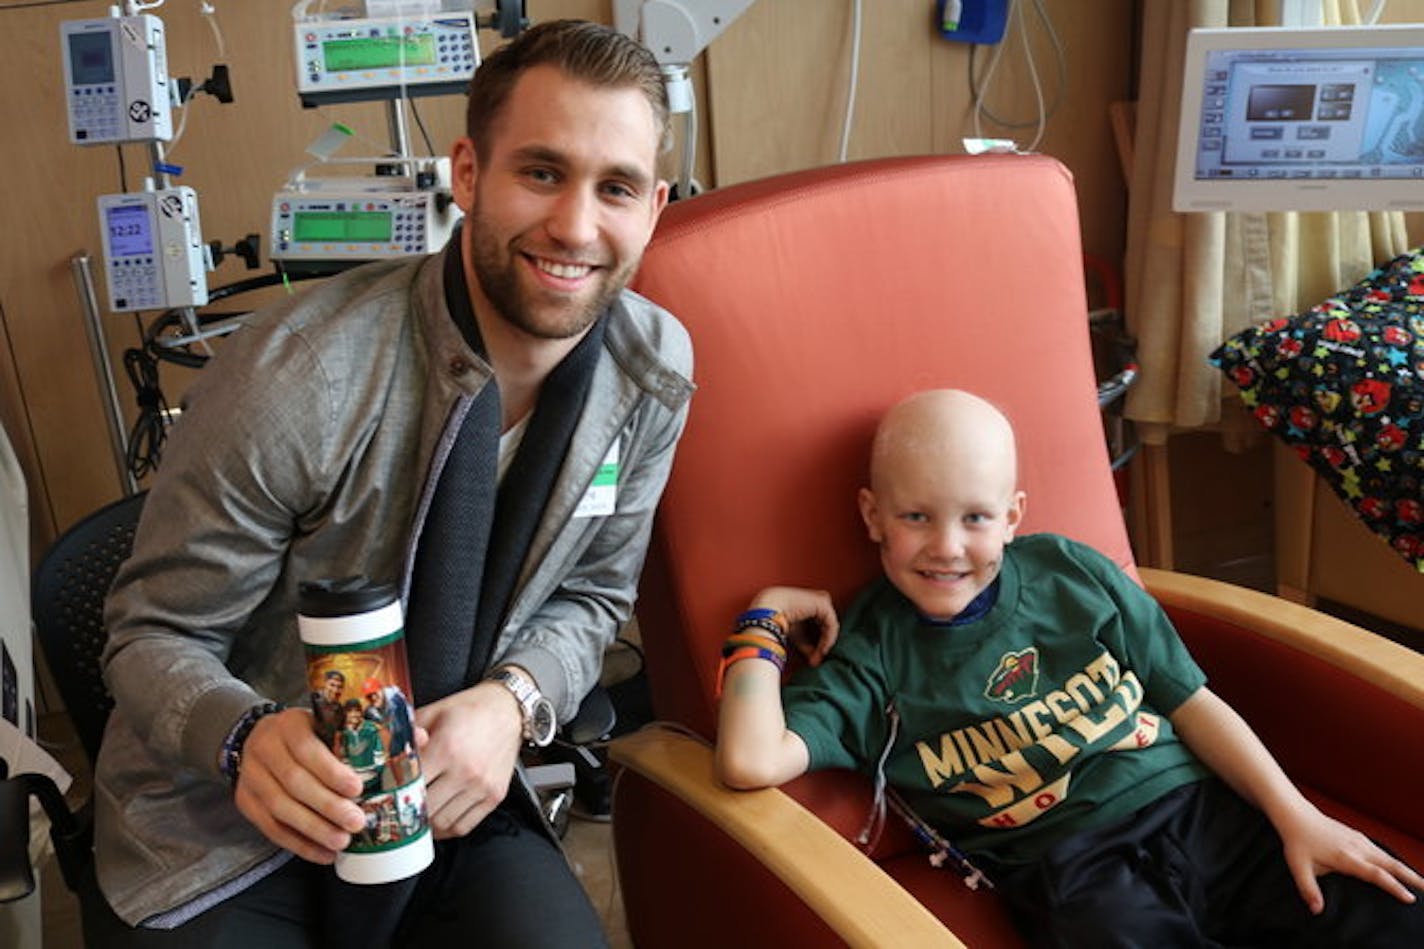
top-left (340, 719), bottom-right (384, 770)
top-left (782, 533), bottom-right (1211, 865)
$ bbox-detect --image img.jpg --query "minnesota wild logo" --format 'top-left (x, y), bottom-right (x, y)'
top-left (985, 647), bottom-right (1039, 704)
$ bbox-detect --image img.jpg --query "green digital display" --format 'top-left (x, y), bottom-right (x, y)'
top-left (292, 211), bottom-right (393, 243)
top-left (323, 34), bottom-right (437, 72)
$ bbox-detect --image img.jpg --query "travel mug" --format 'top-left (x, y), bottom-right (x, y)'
top-left (298, 578), bottom-right (433, 884)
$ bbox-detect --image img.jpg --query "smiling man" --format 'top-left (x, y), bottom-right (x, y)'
top-left (92, 20), bottom-right (692, 948)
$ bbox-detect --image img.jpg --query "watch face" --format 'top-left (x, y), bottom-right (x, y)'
top-left (530, 698), bottom-right (557, 746)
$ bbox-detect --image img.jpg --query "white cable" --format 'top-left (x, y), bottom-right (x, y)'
top-left (1018, 0), bottom-right (1047, 151)
top-left (128, 0), bottom-right (166, 12)
top-left (678, 85), bottom-right (698, 198)
top-left (838, 0), bottom-right (863, 163)
top-left (163, 87), bottom-right (197, 158)
top-left (970, 2), bottom-right (1011, 141)
top-left (1363, 0), bottom-right (1387, 23)
top-left (970, 0), bottom-right (1062, 151)
top-left (199, 2), bottom-right (227, 59)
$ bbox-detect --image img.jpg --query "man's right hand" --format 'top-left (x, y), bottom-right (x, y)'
top-left (232, 708), bottom-right (367, 864)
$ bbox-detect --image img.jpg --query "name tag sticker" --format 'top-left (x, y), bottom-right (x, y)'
top-left (574, 438), bottom-right (619, 518)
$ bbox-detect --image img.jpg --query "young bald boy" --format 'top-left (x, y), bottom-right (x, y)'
top-left (715, 389), bottom-right (1423, 948)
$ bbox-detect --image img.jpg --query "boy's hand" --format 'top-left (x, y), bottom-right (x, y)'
top-left (749, 586), bottom-right (839, 666)
top-left (1277, 805), bottom-right (1423, 913)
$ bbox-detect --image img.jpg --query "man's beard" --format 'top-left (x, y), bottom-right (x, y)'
top-left (467, 210), bottom-right (634, 340)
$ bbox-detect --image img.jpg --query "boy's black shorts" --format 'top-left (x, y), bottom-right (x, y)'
top-left (979, 778), bottom-right (1423, 949)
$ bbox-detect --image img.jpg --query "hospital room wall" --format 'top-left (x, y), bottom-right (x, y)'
top-left (1, 0), bottom-right (1134, 559)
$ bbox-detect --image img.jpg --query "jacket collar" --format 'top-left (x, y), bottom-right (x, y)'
top-left (412, 244), bottom-right (693, 409)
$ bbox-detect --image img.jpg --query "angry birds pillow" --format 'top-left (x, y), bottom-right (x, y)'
top-left (1210, 247), bottom-right (1424, 573)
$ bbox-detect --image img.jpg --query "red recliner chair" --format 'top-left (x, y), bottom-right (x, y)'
top-left (610, 155), bottom-right (1424, 947)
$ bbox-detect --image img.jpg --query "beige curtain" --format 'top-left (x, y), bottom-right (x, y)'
top-left (1124, 0), bottom-right (1412, 442)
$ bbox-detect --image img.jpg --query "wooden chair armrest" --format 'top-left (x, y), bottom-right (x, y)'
top-left (1140, 568), bottom-right (1424, 711)
top-left (608, 727), bottom-right (965, 948)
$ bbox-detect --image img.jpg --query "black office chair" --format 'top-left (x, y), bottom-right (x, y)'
top-left (0, 490), bottom-right (146, 903)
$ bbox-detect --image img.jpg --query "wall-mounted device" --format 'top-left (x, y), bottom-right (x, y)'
top-left (270, 169), bottom-right (461, 271)
top-left (60, 14), bottom-right (172, 145)
top-left (98, 187), bottom-right (209, 312)
top-left (294, 12), bottom-right (479, 106)
top-left (1175, 24), bottom-right (1424, 212)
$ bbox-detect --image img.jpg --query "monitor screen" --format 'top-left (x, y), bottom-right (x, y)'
top-left (322, 34), bottom-right (437, 72)
top-left (292, 210), bottom-right (394, 243)
top-left (106, 204), bottom-right (153, 257)
top-left (68, 30), bottom-right (114, 86)
top-left (1174, 24), bottom-right (1424, 212)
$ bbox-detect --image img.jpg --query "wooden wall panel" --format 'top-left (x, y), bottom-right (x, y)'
top-left (706, 0), bottom-right (935, 178)
top-left (1, 0), bottom-right (1129, 559)
top-left (707, 0), bottom-right (1134, 265)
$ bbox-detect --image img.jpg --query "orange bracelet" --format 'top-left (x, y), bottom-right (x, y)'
top-left (722, 632), bottom-right (787, 659)
top-left (714, 644), bottom-right (787, 697)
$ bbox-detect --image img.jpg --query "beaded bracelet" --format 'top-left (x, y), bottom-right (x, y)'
top-left (733, 608), bottom-right (788, 646)
top-left (721, 632), bottom-right (788, 660)
top-left (218, 701), bottom-right (284, 786)
top-left (715, 644), bottom-right (787, 697)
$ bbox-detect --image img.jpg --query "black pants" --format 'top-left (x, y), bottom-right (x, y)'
top-left (982, 779), bottom-right (1424, 949)
top-left (80, 801), bottom-right (608, 948)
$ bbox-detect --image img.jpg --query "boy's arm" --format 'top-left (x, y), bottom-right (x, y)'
top-left (1170, 686), bottom-right (1423, 913)
top-left (714, 587), bottom-right (839, 790)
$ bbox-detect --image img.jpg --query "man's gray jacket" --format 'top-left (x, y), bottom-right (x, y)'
top-left (95, 252), bottom-right (694, 924)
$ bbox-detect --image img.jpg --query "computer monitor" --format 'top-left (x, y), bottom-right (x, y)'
top-left (1174, 24), bottom-right (1424, 212)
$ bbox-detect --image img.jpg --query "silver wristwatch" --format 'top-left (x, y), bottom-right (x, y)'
top-left (489, 666), bottom-right (557, 747)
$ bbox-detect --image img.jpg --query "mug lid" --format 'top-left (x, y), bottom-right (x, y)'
top-left (298, 577), bottom-right (399, 617)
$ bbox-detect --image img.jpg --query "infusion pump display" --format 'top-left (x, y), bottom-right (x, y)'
top-left (271, 191), bottom-right (460, 269)
top-left (295, 13), bottom-right (479, 105)
top-left (98, 188), bottom-right (209, 312)
top-left (60, 15), bottom-right (172, 145)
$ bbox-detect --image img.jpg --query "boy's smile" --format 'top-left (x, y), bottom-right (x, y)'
top-left (859, 391), bottom-right (1026, 621)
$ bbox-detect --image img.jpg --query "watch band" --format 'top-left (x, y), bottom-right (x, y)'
top-left (489, 666), bottom-right (557, 747)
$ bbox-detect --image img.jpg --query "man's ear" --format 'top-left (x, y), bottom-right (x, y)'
top-left (451, 136), bottom-right (477, 213)
top-left (1004, 490), bottom-right (1028, 540)
top-left (858, 487), bottom-right (883, 543)
top-left (650, 178), bottom-right (670, 226)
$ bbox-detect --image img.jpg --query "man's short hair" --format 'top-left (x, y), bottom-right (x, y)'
top-left (466, 19), bottom-right (670, 164)
top-left (324, 670), bottom-right (345, 682)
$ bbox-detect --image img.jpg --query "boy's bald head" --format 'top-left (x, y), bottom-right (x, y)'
top-left (869, 389), bottom-right (1019, 497)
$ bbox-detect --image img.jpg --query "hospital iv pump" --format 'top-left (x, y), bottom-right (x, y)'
top-left (61, 4), bottom-right (221, 314)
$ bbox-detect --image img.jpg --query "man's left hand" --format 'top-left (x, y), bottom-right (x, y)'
top-left (415, 682), bottom-right (524, 838)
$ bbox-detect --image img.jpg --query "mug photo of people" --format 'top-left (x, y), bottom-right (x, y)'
top-left (305, 646), bottom-right (428, 852)
top-left (355, 785), bottom-right (430, 852)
